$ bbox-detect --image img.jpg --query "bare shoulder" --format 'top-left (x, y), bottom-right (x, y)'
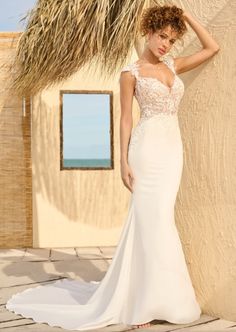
top-left (120, 63), bottom-right (137, 84)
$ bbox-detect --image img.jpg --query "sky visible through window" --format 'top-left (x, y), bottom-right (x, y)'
top-left (63, 93), bottom-right (111, 164)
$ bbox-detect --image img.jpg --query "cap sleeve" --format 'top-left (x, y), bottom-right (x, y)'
top-left (163, 55), bottom-right (176, 74)
top-left (120, 63), bottom-right (139, 79)
top-left (121, 64), bottom-right (132, 72)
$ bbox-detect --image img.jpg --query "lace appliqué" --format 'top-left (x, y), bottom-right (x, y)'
top-left (121, 55), bottom-right (185, 151)
top-left (120, 55), bottom-right (184, 123)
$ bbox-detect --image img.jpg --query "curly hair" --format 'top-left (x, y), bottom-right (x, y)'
top-left (140, 5), bottom-right (187, 39)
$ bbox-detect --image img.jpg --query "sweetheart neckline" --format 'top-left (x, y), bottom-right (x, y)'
top-left (136, 74), bottom-right (177, 91)
top-left (133, 61), bottom-right (176, 91)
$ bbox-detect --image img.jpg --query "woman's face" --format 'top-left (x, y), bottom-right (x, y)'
top-left (146, 25), bottom-right (178, 57)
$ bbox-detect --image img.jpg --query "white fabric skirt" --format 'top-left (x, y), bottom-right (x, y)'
top-left (6, 113), bottom-right (201, 330)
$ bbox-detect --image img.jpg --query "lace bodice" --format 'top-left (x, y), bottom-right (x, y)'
top-left (120, 55), bottom-right (185, 121)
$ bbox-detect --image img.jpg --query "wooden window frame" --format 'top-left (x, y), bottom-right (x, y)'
top-left (59, 90), bottom-right (114, 170)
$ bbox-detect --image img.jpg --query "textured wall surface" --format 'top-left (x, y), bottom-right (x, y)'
top-left (171, 0), bottom-right (236, 322)
top-left (0, 33), bottom-right (32, 248)
top-left (31, 63), bottom-right (139, 248)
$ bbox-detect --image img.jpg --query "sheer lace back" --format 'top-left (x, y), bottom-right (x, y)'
top-left (120, 55), bottom-right (185, 121)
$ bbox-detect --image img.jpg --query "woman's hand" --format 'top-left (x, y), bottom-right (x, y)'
top-left (120, 161), bottom-right (135, 193)
top-left (182, 10), bottom-right (191, 21)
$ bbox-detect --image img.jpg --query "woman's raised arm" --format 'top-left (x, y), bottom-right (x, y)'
top-left (174, 11), bottom-right (220, 74)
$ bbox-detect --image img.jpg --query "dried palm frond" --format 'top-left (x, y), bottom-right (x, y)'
top-left (99, 0), bottom-right (146, 75)
top-left (10, 0), bottom-right (147, 96)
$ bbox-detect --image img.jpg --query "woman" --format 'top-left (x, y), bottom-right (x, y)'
top-left (120, 4), bottom-right (219, 329)
top-left (6, 4), bottom-right (219, 331)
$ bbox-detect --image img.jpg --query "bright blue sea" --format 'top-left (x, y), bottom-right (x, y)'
top-left (64, 159), bottom-right (111, 167)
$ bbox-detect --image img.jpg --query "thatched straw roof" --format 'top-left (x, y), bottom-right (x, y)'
top-left (10, 0), bottom-right (164, 96)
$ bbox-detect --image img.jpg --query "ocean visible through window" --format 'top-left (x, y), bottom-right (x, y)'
top-left (60, 91), bottom-right (113, 170)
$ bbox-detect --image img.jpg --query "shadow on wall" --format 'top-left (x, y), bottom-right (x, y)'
top-left (31, 89), bottom-right (132, 232)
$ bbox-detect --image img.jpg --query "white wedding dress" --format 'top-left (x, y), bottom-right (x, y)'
top-left (5, 55), bottom-right (201, 330)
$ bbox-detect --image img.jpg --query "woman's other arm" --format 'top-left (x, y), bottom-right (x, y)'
top-left (119, 71), bottom-right (135, 192)
top-left (174, 11), bottom-right (220, 74)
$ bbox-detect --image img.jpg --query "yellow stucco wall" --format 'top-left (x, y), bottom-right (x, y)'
top-left (32, 52), bottom-right (140, 248)
top-left (174, 0), bottom-right (236, 320)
